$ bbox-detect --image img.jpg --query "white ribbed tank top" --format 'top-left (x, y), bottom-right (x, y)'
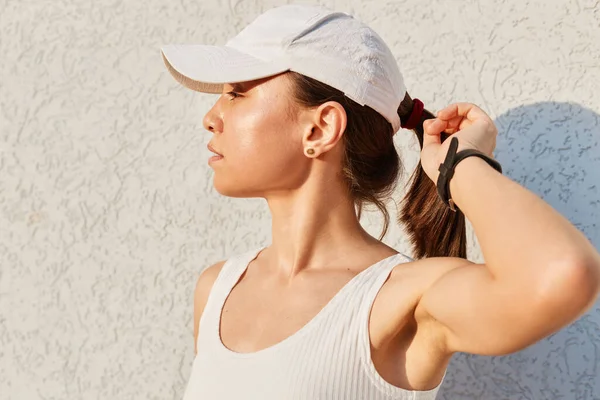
top-left (182, 246), bottom-right (445, 400)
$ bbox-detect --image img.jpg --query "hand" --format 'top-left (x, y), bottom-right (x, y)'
top-left (420, 102), bottom-right (499, 184)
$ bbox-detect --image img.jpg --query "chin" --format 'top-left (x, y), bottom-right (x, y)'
top-left (213, 177), bottom-right (258, 198)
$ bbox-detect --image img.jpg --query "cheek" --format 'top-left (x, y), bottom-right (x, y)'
top-left (234, 109), bottom-right (290, 164)
top-left (213, 107), bottom-right (307, 195)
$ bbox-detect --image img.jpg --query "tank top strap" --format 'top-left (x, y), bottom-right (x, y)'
top-left (195, 246), bottom-right (265, 351)
top-left (357, 252), bottom-right (414, 315)
top-left (212, 246), bottom-right (265, 299)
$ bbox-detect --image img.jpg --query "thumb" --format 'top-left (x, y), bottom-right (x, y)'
top-left (420, 117), bottom-right (447, 184)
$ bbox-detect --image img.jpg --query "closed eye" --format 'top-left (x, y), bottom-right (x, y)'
top-left (225, 91), bottom-right (241, 100)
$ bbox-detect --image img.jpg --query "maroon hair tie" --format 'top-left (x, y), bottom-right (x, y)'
top-left (401, 98), bottom-right (424, 130)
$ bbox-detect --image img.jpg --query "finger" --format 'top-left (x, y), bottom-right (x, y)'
top-left (422, 119), bottom-right (443, 149)
top-left (437, 102), bottom-right (490, 123)
top-left (440, 115), bottom-right (472, 132)
top-left (443, 118), bottom-right (495, 136)
top-left (423, 118), bottom-right (447, 137)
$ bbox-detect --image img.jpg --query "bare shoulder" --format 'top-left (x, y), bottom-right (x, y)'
top-left (412, 255), bottom-right (476, 274)
top-left (390, 255), bottom-right (476, 288)
top-left (194, 260), bottom-right (227, 300)
top-left (391, 256), bottom-right (481, 353)
top-left (375, 255), bottom-right (475, 332)
top-left (193, 260), bottom-right (227, 354)
top-left (368, 254), bottom-right (478, 378)
top-left (372, 256), bottom-right (478, 364)
top-left (386, 255), bottom-right (478, 341)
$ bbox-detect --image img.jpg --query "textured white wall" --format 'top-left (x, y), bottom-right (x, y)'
top-left (1, 0), bottom-right (599, 398)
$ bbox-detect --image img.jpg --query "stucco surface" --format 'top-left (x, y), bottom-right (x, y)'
top-left (1, 0), bottom-right (599, 398)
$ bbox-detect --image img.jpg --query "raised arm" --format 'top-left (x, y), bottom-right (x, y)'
top-left (414, 103), bottom-right (600, 356)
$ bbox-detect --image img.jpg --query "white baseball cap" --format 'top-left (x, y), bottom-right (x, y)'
top-left (161, 4), bottom-right (407, 132)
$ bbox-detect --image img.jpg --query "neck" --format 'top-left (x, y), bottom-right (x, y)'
top-left (264, 177), bottom-right (383, 281)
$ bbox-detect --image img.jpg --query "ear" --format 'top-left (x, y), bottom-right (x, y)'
top-left (303, 101), bottom-right (347, 157)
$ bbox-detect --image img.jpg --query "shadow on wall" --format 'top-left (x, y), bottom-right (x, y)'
top-left (438, 102), bottom-right (600, 399)
top-left (496, 102), bottom-right (598, 243)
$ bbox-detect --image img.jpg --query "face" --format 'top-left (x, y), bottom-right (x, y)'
top-left (203, 73), bottom-right (311, 198)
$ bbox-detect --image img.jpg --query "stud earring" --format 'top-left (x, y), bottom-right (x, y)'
top-left (306, 148), bottom-right (315, 156)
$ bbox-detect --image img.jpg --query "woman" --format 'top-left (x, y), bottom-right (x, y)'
top-left (160, 4), bottom-right (600, 399)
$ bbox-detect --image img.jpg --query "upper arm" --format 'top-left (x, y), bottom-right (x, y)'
top-left (193, 260), bottom-right (226, 355)
top-left (413, 257), bottom-right (595, 356)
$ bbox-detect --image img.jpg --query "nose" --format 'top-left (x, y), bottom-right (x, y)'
top-left (203, 101), bottom-right (224, 134)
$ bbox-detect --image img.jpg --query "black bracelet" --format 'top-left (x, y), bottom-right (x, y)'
top-left (436, 137), bottom-right (503, 212)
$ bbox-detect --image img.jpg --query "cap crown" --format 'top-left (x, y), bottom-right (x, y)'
top-left (226, 5), bottom-right (406, 131)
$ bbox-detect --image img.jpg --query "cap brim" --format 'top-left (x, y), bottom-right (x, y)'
top-left (161, 44), bottom-right (290, 93)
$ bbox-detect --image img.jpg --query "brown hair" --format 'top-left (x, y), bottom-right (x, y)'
top-left (288, 72), bottom-right (467, 259)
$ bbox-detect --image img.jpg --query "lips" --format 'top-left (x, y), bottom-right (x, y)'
top-left (207, 143), bottom-right (223, 157)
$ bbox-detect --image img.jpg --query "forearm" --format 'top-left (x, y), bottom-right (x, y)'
top-left (449, 156), bottom-right (600, 282)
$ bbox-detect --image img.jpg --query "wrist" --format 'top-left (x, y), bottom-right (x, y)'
top-left (448, 156), bottom-right (498, 209)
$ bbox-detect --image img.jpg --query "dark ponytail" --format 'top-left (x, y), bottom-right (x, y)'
top-left (289, 72), bottom-right (467, 260)
top-left (397, 93), bottom-right (467, 259)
